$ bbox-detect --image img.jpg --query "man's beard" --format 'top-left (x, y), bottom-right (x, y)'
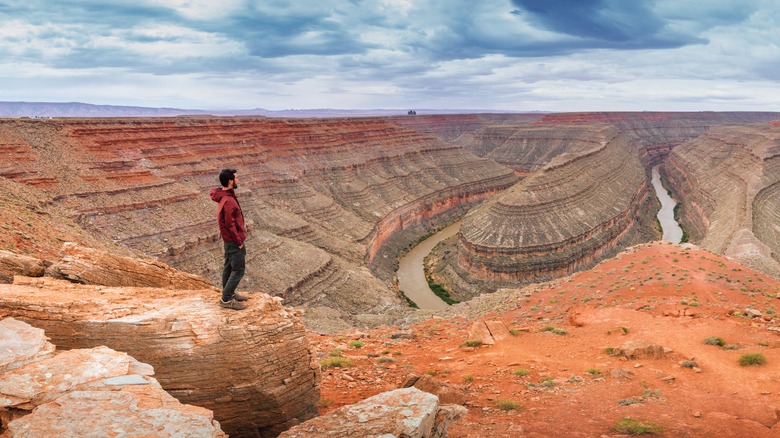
top-left (232, 183), bottom-right (238, 189)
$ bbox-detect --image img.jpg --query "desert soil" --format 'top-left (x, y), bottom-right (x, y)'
top-left (313, 241), bottom-right (780, 437)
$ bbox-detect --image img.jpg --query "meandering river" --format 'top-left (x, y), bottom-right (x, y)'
top-left (397, 166), bottom-right (684, 309)
top-left (651, 165), bottom-right (684, 244)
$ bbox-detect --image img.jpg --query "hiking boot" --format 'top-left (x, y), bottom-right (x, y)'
top-left (233, 293), bottom-right (249, 302)
top-left (218, 298), bottom-right (247, 310)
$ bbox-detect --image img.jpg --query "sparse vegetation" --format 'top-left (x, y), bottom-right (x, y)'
top-left (680, 360), bottom-right (698, 368)
top-left (463, 339), bottom-right (483, 347)
top-left (739, 353), bottom-right (766, 366)
top-left (348, 340), bottom-right (364, 348)
top-left (541, 326), bottom-right (568, 335)
top-left (612, 418), bottom-right (663, 435)
top-left (722, 344), bottom-right (741, 350)
top-left (514, 368), bottom-right (530, 377)
top-left (704, 336), bottom-right (725, 347)
top-left (320, 356), bottom-right (353, 369)
top-left (329, 348), bottom-right (344, 357)
top-left (377, 356), bottom-right (394, 364)
top-left (508, 328), bottom-right (520, 336)
top-left (586, 368), bottom-right (602, 376)
top-left (495, 398), bottom-right (522, 411)
top-left (463, 375), bottom-right (474, 383)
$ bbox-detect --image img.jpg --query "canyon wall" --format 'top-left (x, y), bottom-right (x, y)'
top-left (437, 125), bottom-right (657, 298)
top-left (664, 123), bottom-right (780, 275)
top-left (0, 116), bottom-right (516, 329)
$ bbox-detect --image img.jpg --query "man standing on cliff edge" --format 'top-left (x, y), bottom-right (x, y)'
top-left (210, 168), bottom-right (249, 310)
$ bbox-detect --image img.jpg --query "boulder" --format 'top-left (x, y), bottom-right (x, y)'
top-left (618, 340), bottom-right (667, 359)
top-left (46, 242), bottom-right (213, 289)
top-left (279, 387), bottom-right (466, 438)
top-left (0, 251), bottom-right (45, 283)
top-left (466, 319), bottom-right (511, 345)
top-left (0, 317), bottom-right (225, 437)
top-left (0, 277), bottom-right (320, 437)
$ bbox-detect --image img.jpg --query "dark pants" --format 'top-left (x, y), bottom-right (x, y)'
top-left (221, 241), bottom-right (246, 301)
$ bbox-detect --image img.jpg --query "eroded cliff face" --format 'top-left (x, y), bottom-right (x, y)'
top-left (0, 117), bottom-right (516, 329)
top-left (441, 126), bottom-right (657, 297)
top-left (663, 124), bottom-right (780, 275)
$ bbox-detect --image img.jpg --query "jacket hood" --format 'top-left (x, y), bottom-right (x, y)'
top-left (210, 187), bottom-right (234, 203)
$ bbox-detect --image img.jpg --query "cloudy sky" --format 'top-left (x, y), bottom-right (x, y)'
top-left (1, 0), bottom-right (779, 111)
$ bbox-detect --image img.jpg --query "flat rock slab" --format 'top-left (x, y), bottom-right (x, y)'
top-left (0, 251), bottom-right (45, 283)
top-left (0, 318), bottom-right (225, 438)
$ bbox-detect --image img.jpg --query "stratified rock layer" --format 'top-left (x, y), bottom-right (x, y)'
top-left (0, 117), bottom-right (517, 328)
top-left (664, 124), bottom-right (780, 275)
top-left (452, 126), bottom-right (655, 291)
top-left (0, 277), bottom-right (319, 437)
top-left (0, 317), bottom-right (225, 438)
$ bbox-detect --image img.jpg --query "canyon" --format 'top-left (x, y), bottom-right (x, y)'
top-left (3, 111), bottom-right (780, 436)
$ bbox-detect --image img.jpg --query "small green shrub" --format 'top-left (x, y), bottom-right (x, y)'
top-left (463, 375), bottom-right (474, 382)
top-left (377, 356), bottom-right (394, 364)
top-left (722, 344), bottom-right (741, 350)
top-left (704, 336), bottom-right (725, 347)
top-left (513, 368), bottom-right (530, 377)
top-left (463, 339), bottom-right (483, 347)
top-left (320, 356), bottom-right (353, 369)
top-left (739, 353), bottom-right (766, 366)
top-left (508, 328), bottom-right (520, 336)
top-left (604, 347), bottom-right (619, 356)
top-left (495, 398), bottom-right (521, 411)
top-left (586, 368), bottom-right (602, 376)
top-left (329, 348), bottom-right (344, 357)
top-left (541, 326), bottom-right (567, 335)
top-left (612, 418), bottom-right (663, 435)
top-left (348, 340), bottom-right (365, 349)
top-left (617, 326), bottom-right (629, 334)
top-left (680, 360), bottom-right (698, 368)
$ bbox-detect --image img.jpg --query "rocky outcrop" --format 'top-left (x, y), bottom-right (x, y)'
top-left (0, 276), bottom-right (320, 437)
top-left (663, 124), bottom-right (780, 275)
top-left (444, 126), bottom-right (656, 296)
top-left (0, 251), bottom-right (45, 283)
top-left (278, 387), bottom-right (466, 438)
top-left (0, 317), bottom-right (225, 437)
top-left (47, 242), bottom-right (213, 289)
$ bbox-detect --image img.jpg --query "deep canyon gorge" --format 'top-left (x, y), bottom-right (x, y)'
top-left (3, 111), bottom-right (780, 436)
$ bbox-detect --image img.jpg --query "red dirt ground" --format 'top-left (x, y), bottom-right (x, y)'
top-left (312, 242), bottom-right (780, 437)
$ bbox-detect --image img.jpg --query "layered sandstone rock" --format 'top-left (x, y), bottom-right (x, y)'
top-left (279, 387), bottom-right (466, 438)
top-left (47, 242), bottom-right (213, 289)
top-left (0, 318), bottom-right (225, 437)
top-left (0, 251), bottom-right (45, 283)
top-left (664, 124), bottom-right (780, 275)
top-left (446, 126), bottom-right (656, 296)
top-left (0, 117), bottom-right (517, 328)
top-left (0, 277), bottom-right (319, 437)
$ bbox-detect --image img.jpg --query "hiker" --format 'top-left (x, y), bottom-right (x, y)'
top-left (210, 168), bottom-right (249, 310)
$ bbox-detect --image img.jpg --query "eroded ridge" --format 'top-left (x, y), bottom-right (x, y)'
top-left (452, 126), bottom-right (655, 291)
top-left (664, 124), bottom-right (780, 274)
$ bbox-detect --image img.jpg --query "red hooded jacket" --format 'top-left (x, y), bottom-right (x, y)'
top-left (210, 188), bottom-right (246, 246)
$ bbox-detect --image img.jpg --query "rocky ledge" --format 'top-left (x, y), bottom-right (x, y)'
top-left (0, 265), bottom-right (319, 437)
top-left (0, 317), bottom-right (226, 437)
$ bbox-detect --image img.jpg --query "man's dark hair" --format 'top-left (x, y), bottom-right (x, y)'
top-left (219, 168), bottom-right (237, 187)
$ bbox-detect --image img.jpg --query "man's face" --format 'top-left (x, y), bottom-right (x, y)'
top-left (231, 175), bottom-right (238, 189)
